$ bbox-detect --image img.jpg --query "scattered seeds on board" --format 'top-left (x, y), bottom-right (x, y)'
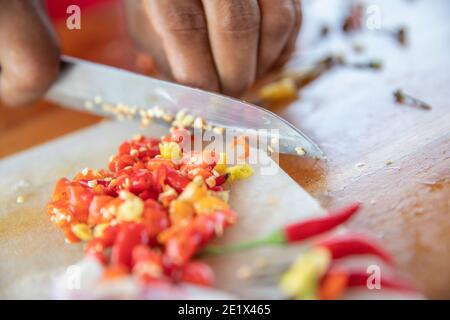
top-left (16, 195), bottom-right (26, 204)
top-left (393, 89), bottom-right (432, 110)
top-left (237, 265), bottom-right (253, 280)
top-left (254, 257), bottom-right (269, 268)
top-left (355, 162), bottom-right (365, 168)
top-left (94, 95), bottom-right (103, 104)
top-left (295, 147), bottom-right (306, 156)
top-left (84, 100), bottom-right (94, 110)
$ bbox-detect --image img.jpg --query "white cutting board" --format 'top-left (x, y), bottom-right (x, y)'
top-left (0, 121), bottom-right (324, 299)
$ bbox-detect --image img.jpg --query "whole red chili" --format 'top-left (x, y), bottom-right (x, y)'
top-left (344, 270), bottom-right (417, 293)
top-left (201, 203), bottom-right (361, 256)
top-left (283, 203), bottom-right (361, 242)
top-left (316, 234), bottom-right (394, 265)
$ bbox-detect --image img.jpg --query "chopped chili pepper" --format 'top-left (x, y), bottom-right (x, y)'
top-left (45, 131), bottom-right (253, 288)
top-left (110, 223), bottom-right (150, 269)
top-left (180, 261), bottom-right (215, 287)
top-left (102, 265), bottom-right (130, 281)
top-left (141, 199), bottom-right (170, 244)
top-left (213, 173), bottom-right (230, 187)
top-left (165, 209), bottom-right (237, 265)
top-left (132, 245), bottom-right (165, 282)
top-left (165, 169), bottom-right (190, 193)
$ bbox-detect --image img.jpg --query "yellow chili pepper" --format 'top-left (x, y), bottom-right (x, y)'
top-left (194, 196), bottom-right (229, 215)
top-left (169, 199), bottom-right (195, 225)
top-left (117, 193), bottom-right (144, 222)
top-left (93, 223), bottom-right (110, 238)
top-left (279, 248), bottom-right (331, 300)
top-left (71, 223), bottom-right (93, 242)
top-left (213, 152), bottom-right (228, 174)
top-left (159, 141), bottom-right (181, 160)
top-left (178, 178), bottom-right (208, 203)
top-left (226, 164), bottom-right (254, 182)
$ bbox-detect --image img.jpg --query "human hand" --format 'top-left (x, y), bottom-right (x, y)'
top-left (125, 0), bottom-right (301, 97)
top-left (0, 0), bottom-right (59, 106)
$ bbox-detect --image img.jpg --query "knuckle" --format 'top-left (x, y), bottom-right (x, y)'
top-left (218, 4), bottom-right (260, 33)
top-left (163, 7), bottom-right (206, 33)
top-left (220, 13), bottom-right (260, 33)
top-left (265, 5), bottom-right (296, 36)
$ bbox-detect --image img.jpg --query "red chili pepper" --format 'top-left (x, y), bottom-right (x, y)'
top-left (87, 195), bottom-right (115, 225)
top-left (284, 203), bottom-right (361, 242)
top-left (180, 261), bottom-right (215, 287)
top-left (110, 223), bottom-right (150, 269)
top-left (214, 173), bottom-right (230, 187)
top-left (316, 234), bottom-right (394, 265)
top-left (319, 266), bottom-right (418, 299)
top-left (85, 225), bottom-right (119, 264)
top-left (165, 210), bottom-right (237, 265)
top-left (142, 199), bottom-right (170, 245)
top-left (68, 185), bottom-right (94, 223)
top-left (201, 203), bottom-right (361, 256)
top-left (344, 269), bottom-right (417, 293)
top-left (165, 169), bottom-right (190, 193)
top-left (108, 154), bottom-right (136, 172)
top-left (85, 238), bottom-right (108, 264)
top-left (128, 171), bottom-right (154, 194)
top-left (131, 245), bottom-right (166, 282)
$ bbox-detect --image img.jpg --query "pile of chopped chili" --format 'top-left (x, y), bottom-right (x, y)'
top-left (47, 130), bottom-right (253, 287)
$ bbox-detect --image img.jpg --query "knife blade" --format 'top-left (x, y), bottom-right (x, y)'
top-left (45, 56), bottom-right (323, 157)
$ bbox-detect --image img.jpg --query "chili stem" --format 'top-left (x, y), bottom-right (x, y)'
top-left (201, 231), bottom-right (285, 256)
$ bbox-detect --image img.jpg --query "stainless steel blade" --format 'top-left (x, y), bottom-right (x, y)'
top-left (45, 56), bottom-right (324, 157)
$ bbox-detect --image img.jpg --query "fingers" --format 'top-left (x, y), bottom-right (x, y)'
top-left (0, 0), bottom-right (59, 106)
top-left (202, 0), bottom-right (260, 96)
top-left (144, 0), bottom-right (220, 92)
top-left (257, 0), bottom-right (296, 76)
top-left (273, 0), bottom-right (302, 69)
top-left (124, 0), bottom-right (172, 78)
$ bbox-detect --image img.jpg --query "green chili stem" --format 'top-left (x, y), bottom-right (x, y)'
top-left (201, 230), bottom-right (286, 257)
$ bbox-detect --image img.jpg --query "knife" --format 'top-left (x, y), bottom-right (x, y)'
top-left (45, 56), bottom-right (323, 157)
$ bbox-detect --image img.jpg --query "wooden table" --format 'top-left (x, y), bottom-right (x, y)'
top-left (0, 0), bottom-right (448, 298)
